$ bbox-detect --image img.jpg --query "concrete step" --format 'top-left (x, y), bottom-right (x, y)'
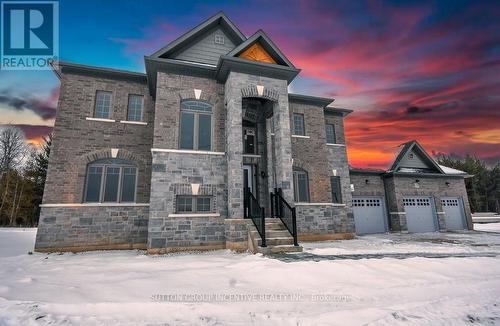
top-left (265, 222), bottom-right (286, 231)
top-left (258, 236), bottom-right (294, 246)
top-left (270, 245), bottom-right (303, 253)
top-left (265, 230), bottom-right (291, 238)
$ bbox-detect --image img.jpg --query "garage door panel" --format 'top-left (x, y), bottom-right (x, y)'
top-left (403, 197), bottom-right (438, 233)
top-left (442, 197), bottom-right (466, 230)
top-left (353, 197), bottom-right (387, 234)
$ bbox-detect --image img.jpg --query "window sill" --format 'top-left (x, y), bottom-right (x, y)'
top-left (294, 202), bottom-right (346, 207)
top-left (243, 154), bottom-right (261, 158)
top-left (291, 135), bottom-right (310, 139)
top-left (40, 203), bottom-right (149, 208)
top-left (120, 120), bottom-right (147, 125)
top-left (326, 143), bottom-right (346, 147)
top-left (86, 117), bottom-right (115, 123)
top-left (151, 148), bottom-right (225, 155)
top-left (168, 213), bottom-right (221, 218)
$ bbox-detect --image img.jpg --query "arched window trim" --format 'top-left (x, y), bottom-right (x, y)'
top-left (84, 158), bottom-right (138, 203)
top-left (293, 167), bottom-right (310, 203)
top-left (179, 100), bottom-right (213, 151)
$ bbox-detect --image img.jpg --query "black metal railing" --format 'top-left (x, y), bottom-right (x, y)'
top-left (270, 188), bottom-right (298, 246)
top-left (244, 188), bottom-right (266, 247)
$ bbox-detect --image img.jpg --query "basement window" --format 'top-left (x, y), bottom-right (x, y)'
top-left (214, 34), bottom-right (225, 45)
top-left (176, 196), bottom-right (212, 213)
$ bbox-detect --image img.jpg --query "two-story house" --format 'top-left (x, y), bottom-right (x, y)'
top-left (35, 12), bottom-right (472, 254)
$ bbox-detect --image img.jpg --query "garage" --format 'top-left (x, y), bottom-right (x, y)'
top-left (353, 197), bottom-right (388, 234)
top-left (442, 197), bottom-right (467, 230)
top-left (403, 197), bottom-right (438, 232)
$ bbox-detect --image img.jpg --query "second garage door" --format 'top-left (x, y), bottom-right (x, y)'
top-left (403, 197), bottom-right (438, 232)
top-left (442, 197), bottom-right (467, 230)
top-left (353, 197), bottom-right (387, 234)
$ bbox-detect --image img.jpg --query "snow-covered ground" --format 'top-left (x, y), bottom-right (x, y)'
top-left (0, 226), bottom-right (499, 326)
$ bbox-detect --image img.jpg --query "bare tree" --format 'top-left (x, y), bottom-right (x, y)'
top-left (0, 126), bottom-right (27, 172)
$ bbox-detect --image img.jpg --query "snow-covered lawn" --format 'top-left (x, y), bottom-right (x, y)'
top-left (0, 227), bottom-right (499, 325)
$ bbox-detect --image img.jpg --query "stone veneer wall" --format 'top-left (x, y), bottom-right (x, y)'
top-left (35, 205), bottom-right (149, 251)
top-left (296, 204), bottom-right (355, 241)
top-left (148, 151), bottom-right (228, 253)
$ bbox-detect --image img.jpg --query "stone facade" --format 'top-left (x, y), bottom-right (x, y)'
top-left (35, 13), bottom-right (472, 253)
top-left (35, 205), bottom-right (149, 251)
top-left (148, 151), bottom-right (228, 253)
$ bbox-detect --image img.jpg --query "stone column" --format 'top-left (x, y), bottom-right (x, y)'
top-left (273, 95), bottom-right (294, 203)
top-left (225, 73), bottom-right (244, 219)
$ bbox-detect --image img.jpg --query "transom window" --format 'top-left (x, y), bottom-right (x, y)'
top-left (293, 168), bottom-right (310, 202)
top-left (84, 158), bottom-right (137, 203)
top-left (127, 95), bottom-right (144, 121)
top-left (325, 124), bottom-right (336, 144)
top-left (243, 127), bottom-right (256, 154)
top-left (176, 196), bottom-right (212, 213)
top-left (179, 100), bottom-right (213, 151)
top-left (293, 113), bottom-right (305, 136)
top-left (94, 91), bottom-right (112, 119)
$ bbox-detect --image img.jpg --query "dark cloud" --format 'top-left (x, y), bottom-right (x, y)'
top-left (0, 90), bottom-right (57, 120)
top-left (5, 124), bottom-right (53, 142)
top-left (405, 106), bottom-right (433, 114)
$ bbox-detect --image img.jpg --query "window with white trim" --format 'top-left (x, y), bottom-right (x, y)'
top-left (94, 91), bottom-right (112, 119)
top-left (293, 113), bottom-right (305, 136)
top-left (127, 95), bottom-right (144, 121)
top-left (84, 158), bottom-right (137, 203)
top-left (176, 196), bottom-right (212, 213)
top-left (325, 124), bottom-right (336, 143)
top-left (179, 100), bottom-right (213, 151)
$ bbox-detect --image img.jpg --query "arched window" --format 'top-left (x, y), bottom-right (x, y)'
top-left (84, 158), bottom-right (137, 203)
top-left (293, 167), bottom-right (310, 203)
top-left (179, 100), bottom-right (213, 151)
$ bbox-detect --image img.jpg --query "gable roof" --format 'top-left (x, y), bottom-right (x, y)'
top-left (226, 30), bottom-right (295, 68)
top-left (150, 11), bottom-right (246, 59)
top-left (389, 140), bottom-right (445, 174)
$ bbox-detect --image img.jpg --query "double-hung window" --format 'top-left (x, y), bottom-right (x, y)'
top-left (84, 158), bottom-right (137, 203)
top-left (94, 91), bottom-right (112, 119)
top-left (179, 100), bottom-right (212, 151)
top-left (176, 196), bottom-right (212, 213)
top-left (293, 168), bottom-right (310, 202)
top-left (127, 95), bottom-right (144, 121)
top-left (325, 124), bottom-right (336, 144)
top-left (293, 113), bottom-right (305, 136)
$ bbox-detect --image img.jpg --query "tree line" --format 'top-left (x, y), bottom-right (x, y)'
top-left (0, 126), bottom-right (51, 226)
top-left (438, 155), bottom-right (500, 213)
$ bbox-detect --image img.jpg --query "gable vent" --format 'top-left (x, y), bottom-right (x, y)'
top-left (214, 34), bottom-right (225, 45)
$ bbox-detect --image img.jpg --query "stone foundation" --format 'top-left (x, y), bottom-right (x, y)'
top-left (296, 204), bottom-right (355, 235)
top-left (35, 205), bottom-right (149, 252)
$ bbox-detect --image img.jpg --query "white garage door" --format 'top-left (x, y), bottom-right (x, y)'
top-left (353, 197), bottom-right (387, 234)
top-left (403, 197), bottom-right (438, 233)
top-left (442, 197), bottom-right (467, 230)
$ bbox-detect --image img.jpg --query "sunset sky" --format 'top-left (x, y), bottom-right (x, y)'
top-left (0, 0), bottom-right (499, 168)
